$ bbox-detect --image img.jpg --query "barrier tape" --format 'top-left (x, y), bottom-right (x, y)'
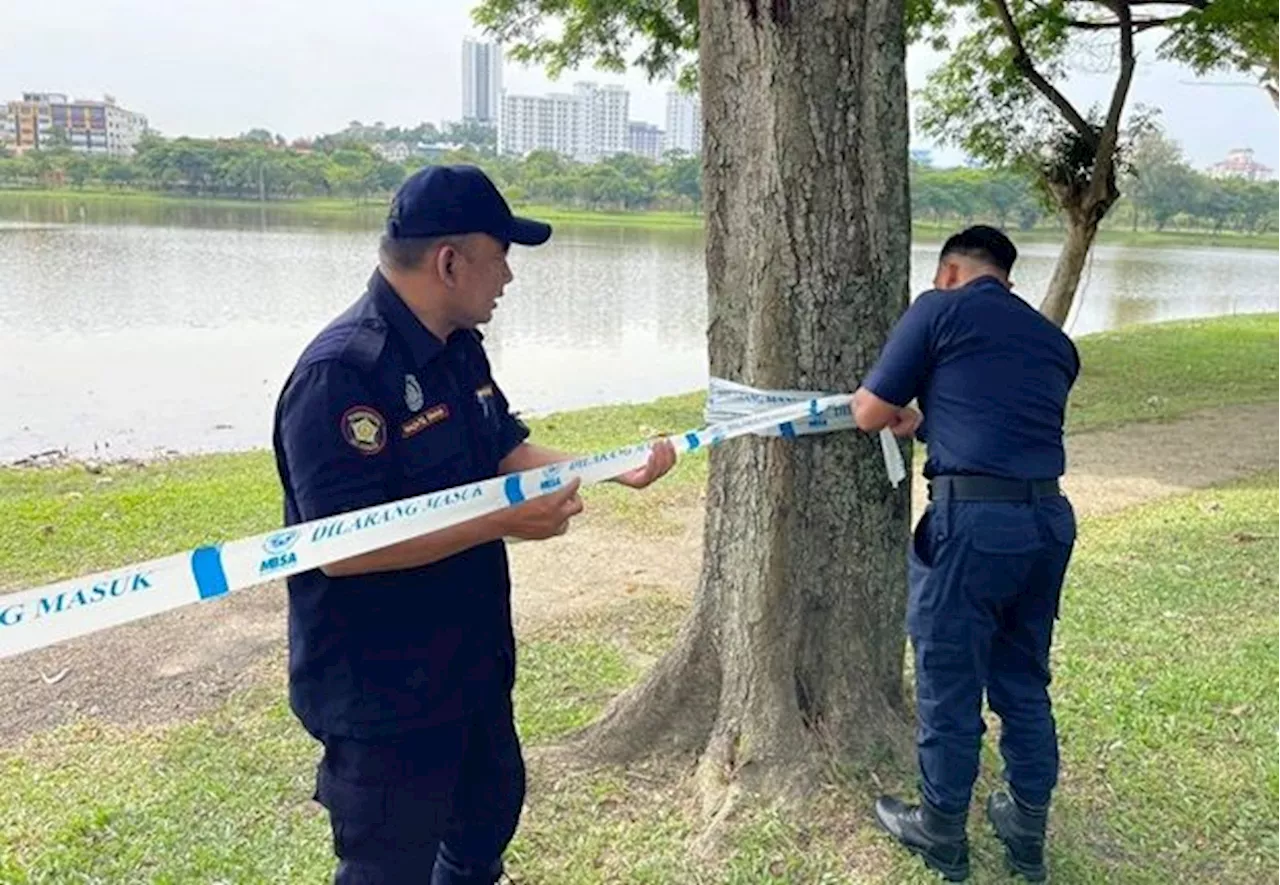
top-left (0, 389), bottom-right (902, 662)
top-left (705, 377), bottom-right (906, 489)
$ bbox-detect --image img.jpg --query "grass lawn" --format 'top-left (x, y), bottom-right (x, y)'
top-left (0, 473), bottom-right (1274, 883)
top-left (0, 189), bottom-right (705, 231)
top-left (4, 189), bottom-right (1278, 247)
top-left (911, 220), bottom-right (1279, 250)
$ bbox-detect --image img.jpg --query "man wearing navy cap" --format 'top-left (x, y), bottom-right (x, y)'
top-left (272, 164), bottom-right (675, 884)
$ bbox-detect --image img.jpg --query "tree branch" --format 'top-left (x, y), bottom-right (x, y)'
top-left (1125, 0), bottom-right (1206, 6)
top-left (988, 0), bottom-right (1098, 146)
top-left (1066, 15), bottom-right (1183, 32)
top-left (1089, 0), bottom-right (1137, 204)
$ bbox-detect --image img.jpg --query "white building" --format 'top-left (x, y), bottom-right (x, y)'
top-left (462, 39), bottom-right (502, 124)
top-left (104, 98), bottom-right (147, 156)
top-left (498, 82), bottom-right (631, 163)
top-left (373, 142), bottom-right (412, 163)
top-left (627, 122), bottom-right (664, 161)
top-left (663, 88), bottom-right (701, 156)
top-left (1207, 148), bottom-right (1274, 182)
top-left (498, 92), bottom-right (575, 158)
top-left (0, 105), bottom-right (14, 148)
top-left (573, 82), bottom-right (628, 162)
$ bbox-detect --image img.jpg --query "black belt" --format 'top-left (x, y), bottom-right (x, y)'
top-left (928, 475), bottom-right (1061, 502)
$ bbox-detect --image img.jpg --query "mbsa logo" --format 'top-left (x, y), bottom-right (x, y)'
top-left (260, 530), bottom-right (300, 575)
top-left (263, 530), bottom-right (299, 555)
top-left (260, 552), bottom-right (298, 575)
top-left (539, 463), bottom-right (563, 492)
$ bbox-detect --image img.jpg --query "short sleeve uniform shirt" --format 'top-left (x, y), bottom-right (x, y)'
top-left (863, 276), bottom-right (1080, 481)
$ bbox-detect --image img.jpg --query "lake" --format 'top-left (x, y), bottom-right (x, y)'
top-left (0, 197), bottom-right (1276, 462)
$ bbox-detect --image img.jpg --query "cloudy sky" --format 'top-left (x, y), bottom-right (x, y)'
top-left (4, 0), bottom-right (1276, 171)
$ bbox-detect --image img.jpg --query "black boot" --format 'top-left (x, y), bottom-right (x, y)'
top-left (987, 789), bottom-right (1049, 882)
top-left (873, 795), bottom-right (970, 882)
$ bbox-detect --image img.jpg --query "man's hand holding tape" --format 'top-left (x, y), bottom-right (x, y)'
top-left (271, 164), bottom-right (677, 885)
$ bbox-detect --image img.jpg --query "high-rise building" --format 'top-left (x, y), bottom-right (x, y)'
top-left (498, 92), bottom-right (576, 157)
top-left (497, 82), bottom-right (631, 162)
top-left (1, 92), bottom-right (147, 156)
top-left (0, 106), bottom-right (14, 148)
top-left (663, 88), bottom-right (701, 156)
top-left (462, 39), bottom-right (502, 124)
top-left (627, 122), bottom-right (664, 162)
top-left (573, 82), bottom-right (628, 162)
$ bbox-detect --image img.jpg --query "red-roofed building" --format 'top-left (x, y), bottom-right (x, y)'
top-left (1207, 148), bottom-right (1274, 182)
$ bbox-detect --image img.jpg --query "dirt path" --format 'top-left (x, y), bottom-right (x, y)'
top-left (1, 403), bottom-right (1274, 747)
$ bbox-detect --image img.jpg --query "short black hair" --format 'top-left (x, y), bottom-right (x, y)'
top-left (377, 233), bottom-right (461, 272)
top-left (939, 225), bottom-right (1018, 274)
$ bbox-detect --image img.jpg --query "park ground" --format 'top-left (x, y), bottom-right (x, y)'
top-left (0, 314), bottom-right (1276, 883)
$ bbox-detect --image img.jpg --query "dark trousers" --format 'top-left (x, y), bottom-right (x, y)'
top-left (907, 492), bottom-right (1076, 815)
top-left (313, 694), bottom-right (526, 885)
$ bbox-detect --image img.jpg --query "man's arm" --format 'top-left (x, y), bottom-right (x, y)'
top-left (499, 440), bottom-right (677, 489)
top-left (278, 364), bottom-right (585, 579)
top-left (322, 482), bottom-right (584, 577)
top-left (853, 388), bottom-right (921, 437)
top-left (499, 441), bottom-right (572, 473)
top-left (855, 294), bottom-right (940, 436)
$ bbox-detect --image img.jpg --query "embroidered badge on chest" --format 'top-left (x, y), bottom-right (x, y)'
top-left (341, 406), bottom-right (387, 455)
top-left (405, 374), bottom-right (424, 412)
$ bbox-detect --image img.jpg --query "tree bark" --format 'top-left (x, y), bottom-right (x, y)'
top-left (571, 0), bottom-right (914, 812)
top-left (1039, 208), bottom-right (1099, 327)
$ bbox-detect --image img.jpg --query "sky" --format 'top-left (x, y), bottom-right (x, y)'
top-left (4, 0), bottom-right (1276, 172)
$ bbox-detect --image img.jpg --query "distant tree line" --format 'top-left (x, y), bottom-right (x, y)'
top-left (0, 135), bottom-right (705, 211)
top-left (0, 127), bottom-right (1273, 233)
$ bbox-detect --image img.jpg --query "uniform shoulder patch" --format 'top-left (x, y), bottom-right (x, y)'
top-left (342, 319), bottom-right (388, 371)
top-left (298, 318), bottom-right (388, 374)
top-left (341, 405), bottom-right (387, 455)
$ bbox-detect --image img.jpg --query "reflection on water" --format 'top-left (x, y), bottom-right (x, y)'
top-left (0, 197), bottom-right (1275, 461)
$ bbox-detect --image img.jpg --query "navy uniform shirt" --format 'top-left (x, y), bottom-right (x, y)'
top-left (271, 270), bottom-right (530, 739)
top-left (863, 276), bottom-right (1080, 481)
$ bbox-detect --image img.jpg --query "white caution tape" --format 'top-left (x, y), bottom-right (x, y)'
top-left (707, 377), bottom-right (906, 487)
top-left (0, 391), bottom-right (904, 662)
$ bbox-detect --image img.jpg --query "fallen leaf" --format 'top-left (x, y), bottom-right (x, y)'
top-left (40, 668), bottom-right (70, 685)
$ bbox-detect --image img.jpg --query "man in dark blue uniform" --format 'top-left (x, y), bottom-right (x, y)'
top-left (271, 164), bottom-right (675, 885)
top-left (854, 226), bottom-right (1080, 882)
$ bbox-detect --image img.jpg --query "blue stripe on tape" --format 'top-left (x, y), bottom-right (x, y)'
top-left (780, 422), bottom-right (796, 438)
top-left (685, 432), bottom-right (701, 451)
top-left (191, 546), bottom-right (229, 600)
top-left (504, 475), bottom-right (525, 504)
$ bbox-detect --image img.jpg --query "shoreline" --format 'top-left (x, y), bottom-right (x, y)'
top-left (4, 312), bottom-right (1278, 472)
top-left (2, 187), bottom-right (1277, 247)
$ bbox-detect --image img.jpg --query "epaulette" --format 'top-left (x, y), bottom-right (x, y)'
top-left (298, 317), bottom-right (388, 374)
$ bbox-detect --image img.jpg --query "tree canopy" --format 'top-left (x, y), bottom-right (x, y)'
top-left (471, 0), bottom-right (1277, 325)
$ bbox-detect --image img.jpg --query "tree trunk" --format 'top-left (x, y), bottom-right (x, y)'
top-left (1039, 209), bottom-right (1099, 327)
top-left (570, 0), bottom-right (913, 813)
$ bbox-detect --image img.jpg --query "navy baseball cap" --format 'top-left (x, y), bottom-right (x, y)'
top-left (386, 164), bottom-right (552, 246)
